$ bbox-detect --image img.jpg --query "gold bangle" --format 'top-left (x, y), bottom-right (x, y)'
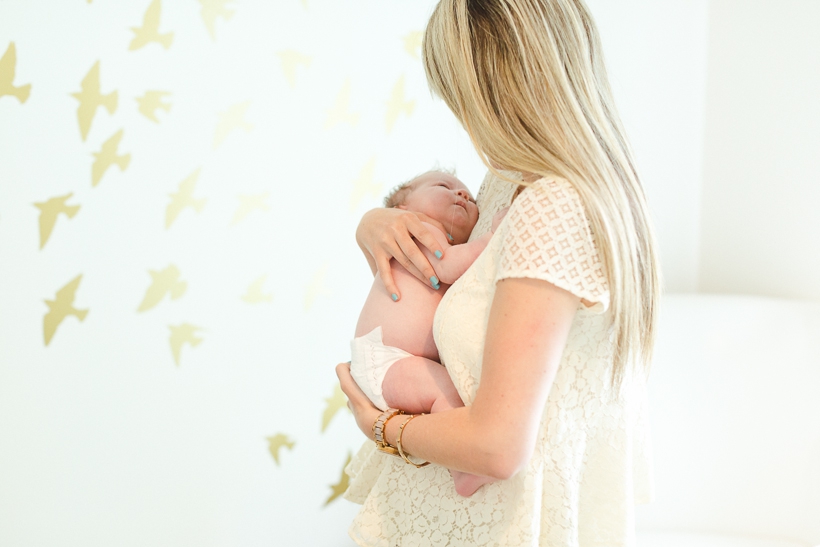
top-left (396, 414), bottom-right (430, 468)
top-left (373, 408), bottom-right (403, 457)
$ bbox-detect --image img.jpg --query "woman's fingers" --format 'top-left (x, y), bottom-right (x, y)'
top-left (374, 254), bottom-right (400, 300)
top-left (337, 362), bottom-right (379, 438)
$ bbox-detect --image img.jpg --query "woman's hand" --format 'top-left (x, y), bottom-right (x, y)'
top-left (356, 208), bottom-right (447, 299)
top-left (336, 362), bottom-right (381, 441)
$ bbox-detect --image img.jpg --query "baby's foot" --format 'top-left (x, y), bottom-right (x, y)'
top-left (451, 470), bottom-right (493, 497)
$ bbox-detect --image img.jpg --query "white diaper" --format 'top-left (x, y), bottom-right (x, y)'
top-left (350, 326), bottom-right (412, 411)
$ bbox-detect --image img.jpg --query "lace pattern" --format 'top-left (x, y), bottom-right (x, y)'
top-left (345, 173), bottom-right (652, 547)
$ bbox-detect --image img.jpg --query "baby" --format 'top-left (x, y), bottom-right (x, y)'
top-left (351, 169), bottom-right (505, 497)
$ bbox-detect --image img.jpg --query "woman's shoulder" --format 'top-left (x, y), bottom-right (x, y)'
top-left (496, 175), bottom-right (609, 313)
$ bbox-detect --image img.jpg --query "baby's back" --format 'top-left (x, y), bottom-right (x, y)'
top-left (354, 260), bottom-right (448, 362)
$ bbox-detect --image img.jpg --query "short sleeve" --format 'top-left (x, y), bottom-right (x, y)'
top-left (495, 177), bottom-right (610, 313)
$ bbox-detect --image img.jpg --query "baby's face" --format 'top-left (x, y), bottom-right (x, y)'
top-left (400, 172), bottom-right (478, 244)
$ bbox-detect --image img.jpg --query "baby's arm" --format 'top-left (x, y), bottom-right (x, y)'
top-left (424, 228), bottom-right (491, 285)
top-left (421, 208), bottom-right (508, 285)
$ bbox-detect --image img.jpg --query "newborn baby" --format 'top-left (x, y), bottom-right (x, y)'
top-left (351, 169), bottom-right (505, 496)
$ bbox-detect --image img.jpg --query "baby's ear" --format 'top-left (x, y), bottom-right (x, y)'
top-left (396, 205), bottom-right (408, 210)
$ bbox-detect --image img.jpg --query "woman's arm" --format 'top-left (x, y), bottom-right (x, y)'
top-left (338, 276), bottom-right (579, 479)
top-left (356, 208), bottom-right (447, 298)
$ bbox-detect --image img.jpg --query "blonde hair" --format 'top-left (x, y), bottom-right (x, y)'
top-left (423, 0), bottom-right (661, 384)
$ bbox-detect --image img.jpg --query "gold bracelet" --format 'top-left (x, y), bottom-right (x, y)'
top-left (372, 408), bottom-right (403, 457)
top-left (396, 414), bottom-right (430, 468)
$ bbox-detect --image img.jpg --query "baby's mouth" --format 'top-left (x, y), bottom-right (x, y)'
top-left (455, 199), bottom-right (467, 209)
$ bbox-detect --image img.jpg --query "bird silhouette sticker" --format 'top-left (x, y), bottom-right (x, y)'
top-left (92, 129), bottom-right (131, 187)
top-left (137, 264), bottom-right (187, 312)
top-left (324, 453), bottom-right (352, 506)
top-left (136, 90), bottom-right (171, 123)
top-left (402, 31), bottom-right (423, 59)
top-left (34, 193), bottom-right (80, 249)
top-left (350, 157), bottom-right (382, 212)
top-left (241, 275), bottom-right (272, 304)
top-left (324, 79), bottom-right (359, 130)
top-left (0, 42), bottom-right (31, 104)
top-left (277, 51), bottom-right (311, 88)
top-left (321, 384), bottom-right (349, 433)
top-left (231, 193), bottom-right (270, 225)
top-left (214, 101), bottom-right (253, 148)
top-left (304, 263), bottom-right (330, 311)
top-left (168, 323), bottom-right (203, 366)
top-left (385, 74), bottom-right (415, 133)
top-left (129, 0), bottom-right (174, 51)
top-left (198, 0), bottom-right (235, 41)
top-left (166, 169), bottom-right (206, 228)
top-left (43, 274), bottom-right (88, 346)
top-left (71, 61), bottom-right (117, 141)
top-left (266, 433), bottom-right (295, 466)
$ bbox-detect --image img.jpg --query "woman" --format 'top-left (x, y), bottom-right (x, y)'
top-left (337, 0), bottom-right (660, 545)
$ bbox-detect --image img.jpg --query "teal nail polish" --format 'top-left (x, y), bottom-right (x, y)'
top-left (435, 250), bottom-right (443, 259)
top-left (430, 276), bottom-right (439, 286)
top-left (433, 283), bottom-right (440, 290)
top-left (446, 233), bottom-right (454, 241)
top-left (391, 293), bottom-right (398, 302)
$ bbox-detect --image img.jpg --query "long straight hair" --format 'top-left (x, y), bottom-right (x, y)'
top-left (423, 0), bottom-right (661, 384)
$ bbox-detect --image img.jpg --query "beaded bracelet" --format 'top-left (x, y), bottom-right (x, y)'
top-left (396, 414), bottom-right (430, 468)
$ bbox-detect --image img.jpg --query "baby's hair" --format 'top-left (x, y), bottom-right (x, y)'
top-left (383, 167), bottom-right (457, 208)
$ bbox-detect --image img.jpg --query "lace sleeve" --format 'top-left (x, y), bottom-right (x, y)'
top-left (495, 177), bottom-right (610, 313)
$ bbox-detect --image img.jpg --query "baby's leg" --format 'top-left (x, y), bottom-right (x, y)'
top-left (381, 356), bottom-right (463, 415)
top-left (381, 357), bottom-right (494, 497)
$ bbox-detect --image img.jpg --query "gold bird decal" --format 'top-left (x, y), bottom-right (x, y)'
top-left (402, 31), bottom-right (423, 59)
top-left (321, 384), bottom-right (349, 433)
top-left (168, 323), bottom-right (203, 366)
top-left (34, 193), bottom-right (80, 250)
top-left (92, 129), bottom-right (131, 187)
top-left (304, 263), bottom-right (330, 311)
top-left (386, 74), bottom-right (415, 133)
top-left (350, 157), bottom-right (382, 212)
top-left (324, 79), bottom-right (359, 130)
top-left (277, 50), bottom-right (312, 88)
top-left (231, 193), bottom-right (270, 225)
top-left (136, 90), bottom-right (172, 123)
top-left (71, 61), bottom-right (117, 141)
top-left (241, 275), bottom-right (272, 304)
top-left (43, 274), bottom-right (88, 346)
top-left (129, 0), bottom-right (174, 51)
top-left (214, 100), bottom-right (253, 148)
top-left (137, 264), bottom-right (187, 312)
top-left (198, 0), bottom-right (235, 41)
top-left (166, 169), bottom-right (206, 228)
top-left (324, 453), bottom-right (352, 506)
top-left (266, 433), bottom-right (295, 466)
top-left (0, 42), bottom-right (31, 104)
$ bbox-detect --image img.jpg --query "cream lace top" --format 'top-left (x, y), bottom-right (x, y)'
top-left (344, 172), bottom-right (653, 547)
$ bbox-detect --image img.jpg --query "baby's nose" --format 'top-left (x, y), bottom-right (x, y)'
top-left (455, 188), bottom-right (469, 199)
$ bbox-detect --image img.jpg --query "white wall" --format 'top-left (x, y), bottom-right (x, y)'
top-left (699, 0), bottom-right (820, 299)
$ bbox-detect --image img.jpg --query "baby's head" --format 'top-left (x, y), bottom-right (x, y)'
top-left (384, 170), bottom-right (478, 244)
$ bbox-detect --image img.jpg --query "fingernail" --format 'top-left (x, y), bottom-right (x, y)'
top-left (391, 293), bottom-right (398, 302)
top-left (433, 283), bottom-right (440, 290)
top-left (435, 250), bottom-right (443, 259)
top-left (446, 233), bottom-right (454, 241)
top-left (430, 276), bottom-right (439, 286)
